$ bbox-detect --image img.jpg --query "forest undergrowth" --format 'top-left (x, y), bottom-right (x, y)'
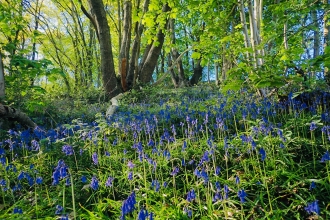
top-left (0, 86), bottom-right (330, 219)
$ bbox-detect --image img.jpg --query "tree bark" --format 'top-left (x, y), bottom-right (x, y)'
top-left (238, 0), bottom-right (251, 61)
top-left (0, 51), bottom-right (5, 98)
top-left (138, 3), bottom-right (170, 84)
top-left (87, 0), bottom-right (121, 98)
top-left (323, 0), bottom-right (330, 86)
top-left (169, 18), bottom-right (188, 87)
top-left (0, 103), bottom-right (37, 129)
top-left (189, 59), bottom-right (203, 85)
top-left (119, 1), bottom-right (132, 76)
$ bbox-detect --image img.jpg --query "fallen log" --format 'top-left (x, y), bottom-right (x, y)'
top-left (0, 103), bottom-right (37, 129)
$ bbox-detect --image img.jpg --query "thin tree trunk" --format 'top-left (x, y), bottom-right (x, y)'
top-left (214, 58), bottom-right (219, 85)
top-left (138, 3), bottom-right (170, 83)
top-left (190, 59), bottom-right (203, 85)
top-left (238, 0), bottom-right (251, 61)
top-left (312, 9), bottom-right (320, 59)
top-left (119, 1), bottom-right (132, 74)
top-left (127, 0), bottom-right (149, 88)
top-left (168, 54), bottom-right (179, 87)
top-left (0, 51), bottom-right (4, 98)
top-left (323, 0), bottom-right (330, 85)
top-left (169, 18), bottom-right (187, 87)
top-left (88, 0), bottom-right (121, 98)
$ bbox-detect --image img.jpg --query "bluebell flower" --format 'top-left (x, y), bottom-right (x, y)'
top-left (55, 205), bottom-right (63, 215)
top-left (13, 207), bottom-right (23, 214)
top-left (310, 122), bottom-right (317, 131)
top-left (321, 151), bottom-right (330, 162)
top-left (186, 189), bottom-right (196, 202)
top-left (151, 179), bottom-right (160, 192)
top-left (224, 185), bottom-right (229, 199)
top-left (310, 181), bottom-right (316, 190)
top-left (59, 215), bottom-right (69, 220)
top-left (105, 151), bottom-right (110, 156)
top-left (53, 160), bottom-right (68, 181)
top-left (213, 192), bottom-right (222, 202)
top-left (12, 184), bottom-right (22, 191)
top-left (199, 151), bottom-right (209, 165)
top-left (259, 148), bottom-right (266, 161)
top-left (235, 176), bottom-right (240, 184)
top-left (215, 181), bottom-right (221, 191)
top-left (305, 200), bottom-right (320, 215)
top-left (18, 171), bottom-right (25, 181)
top-left (128, 171), bottom-right (133, 181)
top-left (170, 167), bottom-right (179, 176)
top-left (200, 168), bottom-right (209, 183)
top-left (106, 177), bottom-right (114, 187)
top-left (0, 179), bottom-right (6, 187)
top-left (127, 161), bottom-right (135, 169)
top-left (0, 148), bottom-right (4, 155)
top-left (183, 206), bottom-right (192, 218)
top-left (36, 177), bottom-right (43, 185)
top-left (92, 152), bottom-right (98, 165)
top-left (138, 208), bottom-right (148, 220)
top-left (6, 164), bottom-right (17, 172)
top-left (215, 166), bottom-right (221, 176)
top-left (181, 158), bottom-right (186, 166)
top-left (31, 140), bottom-right (40, 151)
top-left (62, 145), bottom-right (74, 156)
top-left (163, 181), bottom-right (168, 188)
top-left (65, 178), bottom-right (70, 186)
top-left (90, 176), bottom-right (99, 190)
top-left (193, 168), bottom-right (201, 178)
top-left (149, 212), bottom-right (154, 220)
top-left (120, 192), bottom-right (136, 220)
top-left (81, 176), bottom-right (87, 183)
top-left (182, 141), bottom-right (187, 151)
top-left (238, 189), bottom-right (247, 203)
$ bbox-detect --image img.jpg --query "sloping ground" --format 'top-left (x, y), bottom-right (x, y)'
top-left (0, 87), bottom-right (329, 219)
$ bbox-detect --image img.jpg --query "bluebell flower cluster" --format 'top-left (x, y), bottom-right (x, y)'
top-left (321, 151), bottom-right (330, 162)
top-left (186, 189), bottom-right (196, 202)
top-left (305, 200), bottom-right (320, 215)
top-left (237, 189), bottom-right (247, 203)
top-left (90, 176), bottom-right (99, 190)
top-left (120, 192), bottom-right (136, 220)
top-left (13, 207), bottom-right (23, 214)
top-left (62, 145), bottom-right (74, 156)
top-left (52, 159), bottom-right (69, 186)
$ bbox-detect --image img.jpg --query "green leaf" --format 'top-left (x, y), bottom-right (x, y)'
top-left (191, 52), bottom-right (201, 60)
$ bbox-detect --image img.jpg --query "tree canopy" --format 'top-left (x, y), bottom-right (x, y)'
top-left (0, 0), bottom-right (329, 103)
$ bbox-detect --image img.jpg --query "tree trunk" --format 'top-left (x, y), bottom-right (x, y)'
top-left (311, 10), bottom-right (320, 59)
top-left (168, 54), bottom-right (179, 87)
top-left (138, 3), bottom-right (170, 84)
top-left (189, 59), bottom-right (203, 85)
top-left (0, 51), bottom-right (5, 98)
top-left (238, 0), bottom-right (251, 61)
top-left (169, 18), bottom-right (188, 87)
top-left (119, 1), bottom-right (132, 75)
top-left (87, 0), bottom-right (121, 98)
top-left (0, 103), bottom-right (37, 129)
top-left (323, 0), bottom-right (330, 86)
